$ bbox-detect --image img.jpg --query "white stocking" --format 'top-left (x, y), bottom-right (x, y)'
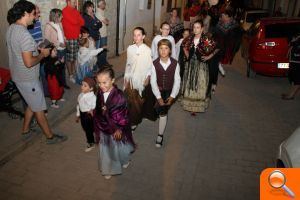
top-left (159, 115), bottom-right (167, 136)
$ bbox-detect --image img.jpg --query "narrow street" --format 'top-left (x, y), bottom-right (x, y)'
top-left (0, 51), bottom-right (299, 200)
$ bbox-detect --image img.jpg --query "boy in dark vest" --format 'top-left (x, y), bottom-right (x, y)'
top-left (150, 39), bottom-right (181, 148)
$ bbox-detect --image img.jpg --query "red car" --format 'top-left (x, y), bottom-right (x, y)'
top-left (241, 17), bottom-right (300, 77)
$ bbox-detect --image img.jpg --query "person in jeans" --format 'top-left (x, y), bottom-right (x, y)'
top-left (6, 0), bottom-right (67, 144)
top-left (96, 0), bottom-right (112, 68)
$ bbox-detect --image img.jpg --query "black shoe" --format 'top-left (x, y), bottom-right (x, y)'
top-left (64, 85), bottom-right (70, 89)
top-left (155, 134), bottom-right (163, 148)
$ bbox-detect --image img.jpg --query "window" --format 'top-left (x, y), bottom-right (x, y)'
top-left (246, 12), bottom-right (269, 23)
top-left (265, 23), bottom-right (300, 39)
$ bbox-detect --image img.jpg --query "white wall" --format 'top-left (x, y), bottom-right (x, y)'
top-left (118, 0), bottom-right (156, 54)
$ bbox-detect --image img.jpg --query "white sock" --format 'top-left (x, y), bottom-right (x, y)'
top-left (158, 115), bottom-right (167, 136)
top-left (51, 100), bottom-right (57, 104)
top-left (219, 63), bottom-right (225, 75)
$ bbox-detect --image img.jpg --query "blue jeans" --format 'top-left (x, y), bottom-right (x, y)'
top-left (97, 37), bottom-right (108, 68)
top-left (95, 39), bottom-right (101, 49)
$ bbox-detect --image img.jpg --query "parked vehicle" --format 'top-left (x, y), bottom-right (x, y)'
top-left (240, 9), bottom-right (269, 31)
top-left (241, 17), bottom-right (300, 77)
top-left (277, 127), bottom-right (300, 168)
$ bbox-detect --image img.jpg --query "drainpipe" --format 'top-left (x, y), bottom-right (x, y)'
top-left (153, 0), bottom-right (156, 36)
top-left (116, 0), bottom-right (120, 56)
top-left (122, 0), bottom-right (127, 51)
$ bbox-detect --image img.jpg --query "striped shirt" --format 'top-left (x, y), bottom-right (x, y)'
top-left (6, 24), bottom-right (40, 82)
top-left (28, 20), bottom-right (43, 44)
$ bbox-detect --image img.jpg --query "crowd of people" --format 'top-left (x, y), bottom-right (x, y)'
top-left (6, 0), bottom-right (244, 180)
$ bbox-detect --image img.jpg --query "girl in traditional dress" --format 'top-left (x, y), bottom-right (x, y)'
top-left (181, 20), bottom-right (218, 115)
top-left (94, 67), bottom-right (136, 180)
top-left (151, 22), bottom-right (176, 60)
top-left (124, 27), bottom-right (152, 130)
top-left (44, 46), bottom-right (65, 108)
top-left (151, 39), bottom-right (181, 148)
top-left (214, 8), bottom-right (242, 76)
top-left (76, 37), bottom-right (104, 84)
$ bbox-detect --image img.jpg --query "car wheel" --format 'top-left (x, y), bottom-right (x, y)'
top-left (246, 59), bottom-right (256, 78)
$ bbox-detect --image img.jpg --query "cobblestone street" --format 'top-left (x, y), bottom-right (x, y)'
top-left (0, 52), bottom-right (300, 200)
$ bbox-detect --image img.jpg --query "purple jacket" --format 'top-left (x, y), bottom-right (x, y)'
top-left (94, 86), bottom-right (136, 147)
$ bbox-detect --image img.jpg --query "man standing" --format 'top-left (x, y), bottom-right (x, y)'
top-left (96, 0), bottom-right (112, 67)
top-left (6, 0), bottom-right (68, 144)
top-left (62, 0), bottom-right (84, 83)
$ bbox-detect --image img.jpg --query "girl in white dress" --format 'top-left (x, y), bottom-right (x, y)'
top-left (124, 27), bottom-right (153, 130)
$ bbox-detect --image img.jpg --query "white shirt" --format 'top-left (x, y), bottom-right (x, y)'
top-left (76, 91), bottom-right (96, 116)
top-left (175, 38), bottom-right (183, 60)
top-left (95, 8), bottom-right (107, 37)
top-left (194, 38), bottom-right (200, 48)
top-left (103, 91), bottom-right (110, 102)
top-left (150, 58), bottom-right (181, 99)
top-left (151, 35), bottom-right (176, 60)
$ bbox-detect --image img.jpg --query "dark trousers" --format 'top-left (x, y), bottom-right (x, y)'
top-left (57, 49), bottom-right (67, 86)
top-left (80, 111), bottom-right (95, 144)
top-left (207, 55), bottom-right (220, 96)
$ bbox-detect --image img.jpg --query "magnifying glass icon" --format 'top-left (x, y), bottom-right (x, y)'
top-left (268, 170), bottom-right (295, 198)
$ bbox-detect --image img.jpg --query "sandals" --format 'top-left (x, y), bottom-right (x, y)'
top-left (155, 134), bottom-right (164, 148)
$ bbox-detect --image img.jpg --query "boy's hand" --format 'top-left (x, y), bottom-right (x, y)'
top-left (113, 129), bottom-right (122, 141)
top-left (158, 98), bottom-right (165, 106)
top-left (165, 97), bottom-right (174, 105)
top-left (75, 116), bottom-right (80, 123)
top-left (88, 110), bottom-right (94, 117)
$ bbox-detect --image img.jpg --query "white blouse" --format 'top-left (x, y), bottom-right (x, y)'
top-left (76, 91), bottom-right (96, 116)
top-left (124, 43), bottom-right (152, 96)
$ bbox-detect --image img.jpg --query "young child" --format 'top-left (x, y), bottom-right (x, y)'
top-left (76, 37), bottom-right (104, 84)
top-left (44, 46), bottom-right (65, 108)
top-left (151, 22), bottom-right (176, 60)
top-left (124, 27), bottom-right (152, 130)
top-left (80, 26), bottom-right (96, 50)
top-left (76, 77), bottom-right (97, 152)
top-left (94, 67), bottom-right (136, 180)
top-left (150, 39), bottom-right (181, 148)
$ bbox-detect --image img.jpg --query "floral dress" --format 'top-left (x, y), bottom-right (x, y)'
top-left (181, 34), bottom-right (216, 113)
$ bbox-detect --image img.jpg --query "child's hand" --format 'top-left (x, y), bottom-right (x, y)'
top-left (113, 129), bottom-right (122, 141)
top-left (60, 57), bottom-right (65, 63)
top-left (75, 116), bottom-right (80, 123)
top-left (88, 110), bottom-right (94, 117)
top-left (158, 98), bottom-right (165, 106)
top-left (143, 76), bottom-right (150, 86)
top-left (165, 97), bottom-right (174, 105)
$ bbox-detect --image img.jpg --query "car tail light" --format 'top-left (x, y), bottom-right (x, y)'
top-left (257, 42), bottom-right (276, 49)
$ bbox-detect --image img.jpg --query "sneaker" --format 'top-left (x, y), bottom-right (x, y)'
top-left (104, 175), bottom-right (112, 180)
top-left (21, 129), bottom-right (35, 141)
top-left (46, 134), bottom-right (68, 144)
top-left (51, 103), bottom-right (59, 109)
top-left (59, 98), bottom-right (66, 102)
top-left (85, 143), bottom-right (95, 152)
top-left (122, 162), bottom-right (130, 169)
top-left (69, 75), bottom-right (76, 83)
